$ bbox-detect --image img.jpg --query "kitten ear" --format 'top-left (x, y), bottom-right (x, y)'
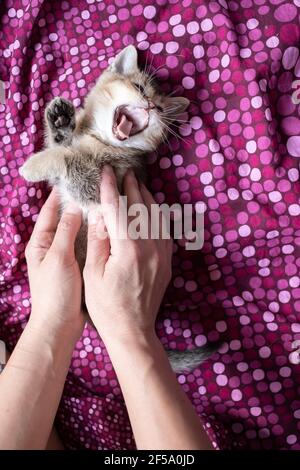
top-left (109, 45), bottom-right (139, 75)
top-left (164, 96), bottom-right (190, 115)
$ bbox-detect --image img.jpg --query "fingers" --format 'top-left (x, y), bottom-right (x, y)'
top-left (29, 187), bottom-right (60, 242)
top-left (49, 201), bottom-right (82, 259)
top-left (124, 170), bottom-right (151, 240)
top-left (100, 166), bottom-right (172, 257)
top-left (139, 182), bottom-right (156, 207)
top-left (123, 170), bottom-right (144, 206)
top-left (139, 181), bottom-right (155, 218)
top-left (100, 165), bottom-right (120, 207)
top-left (26, 188), bottom-right (60, 265)
top-left (85, 209), bottom-right (110, 277)
top-left (140, 183), bottom-right (171, 243)
top-left (100, 165), bottom-right (121, 238)
top-left (100, 165), bottom-right (128, 250)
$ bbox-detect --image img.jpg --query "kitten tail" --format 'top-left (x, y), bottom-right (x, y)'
top-left (166, 343), bottom-right (220, 373)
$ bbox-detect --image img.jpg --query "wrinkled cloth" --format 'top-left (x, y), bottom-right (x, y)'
top-left (1, 0), bottom-right (300, 450)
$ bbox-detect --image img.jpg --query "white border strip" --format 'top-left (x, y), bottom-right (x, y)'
top-left (0, 340), bottom-right (6, 364)
top-left (0, 80), bottom-right (6, 105)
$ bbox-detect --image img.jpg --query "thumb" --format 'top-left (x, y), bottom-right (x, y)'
top-left (85, 208), bottom-right (110, 276)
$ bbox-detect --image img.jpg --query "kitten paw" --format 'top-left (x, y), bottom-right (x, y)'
top-left (46, 97), bottom-right (75, 142)
top-left (19, 165), bottom-right (41, 183)
top-left (19, 153), bottom-right (48, 182)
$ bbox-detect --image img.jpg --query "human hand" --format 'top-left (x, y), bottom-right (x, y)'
top-left (25, 187), bottom-right (85, 337)
top-left (83, 166), bottom-right (173, 344)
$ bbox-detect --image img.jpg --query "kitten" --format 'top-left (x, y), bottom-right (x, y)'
top-left (20, 45), bottom-right (217, 371)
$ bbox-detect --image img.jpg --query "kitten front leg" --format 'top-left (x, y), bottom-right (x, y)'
top-left (19, 148), bottom-right (70, 183)
top-left (45, 97), bottom-right (76, 146)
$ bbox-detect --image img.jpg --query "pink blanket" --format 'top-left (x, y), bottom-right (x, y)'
top-left (1, 0), bottom-right (300, 450)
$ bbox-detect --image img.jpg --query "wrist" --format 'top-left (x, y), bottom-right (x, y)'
top-left (6, 317), bottom-right (80, 384)
top-left (28, 311), bottom-right (84, 345)
top-left (102, 328), bottom-right (175, 388)
top-left (102, 326), bottom-right (160, 357)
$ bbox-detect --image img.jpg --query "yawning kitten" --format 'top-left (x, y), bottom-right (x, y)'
top-left (20, 45), bottom-right (216, 372)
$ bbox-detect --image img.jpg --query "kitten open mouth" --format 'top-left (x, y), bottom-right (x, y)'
top-left (113, 105), bottom-right (150, 140)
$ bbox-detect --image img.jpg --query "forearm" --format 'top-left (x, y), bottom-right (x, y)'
top-left (0, 317), bottom-right (78, 449)
top-left (104, 331), bottom-right (213, 450)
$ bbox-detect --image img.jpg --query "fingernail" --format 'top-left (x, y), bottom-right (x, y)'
top-left (102, 165), bottom-right (114, 176)
top-left (126, 169), bottom-right (137, 183)
top-left (49, 186), bottom-right (59, 199)
top-left (96, 216), bottom-right (108, 239)
top-left (65, 201), bottom-right (82, 215)
top-left (88, 208), bottom-right (100, 225)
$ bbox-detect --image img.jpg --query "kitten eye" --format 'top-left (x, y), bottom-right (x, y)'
top-left (133, 82), bottom-right (146, 96)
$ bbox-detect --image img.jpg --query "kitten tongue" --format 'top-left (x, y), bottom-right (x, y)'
top-left (114, 106), bottom-right (150, 140)
top-left (117, 114), bottom-right (133, 140)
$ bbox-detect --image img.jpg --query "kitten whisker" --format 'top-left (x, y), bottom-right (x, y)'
top-left (147, 62), bottom-right (167, 81)
top-left (162, 112), bottom-right (189, 120)
top-left (158, 118), bottom-right (192, 146)
top-left (160, 129), bottom-right (173, 153)
top-left (163, 117), bottom-right (188, 124)
top-left (147, 52), bottom-right (155, 77)
top-left (160, 116), bottom-right (189, 128)
top-left (162, 105), bottom-right (188, 112)
top-left (162, 122), bottom-right (188, 130)
top-left (165, 87), bottom-right (182, 97)
top-left (145, 50), bottom-right (156, 77)
top-left (144, 50), bottom-right (151, 76)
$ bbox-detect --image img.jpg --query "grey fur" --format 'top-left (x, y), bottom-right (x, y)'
top-left (19, 46), bottom-right (215, 373)
top-left (167, 343), bottom-right (220, 373)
